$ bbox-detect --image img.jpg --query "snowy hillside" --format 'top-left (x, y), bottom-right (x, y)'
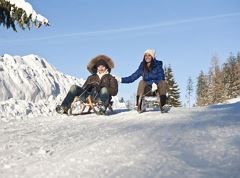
top-left (0, 54), bottom-right (84, 119)
top-left (0, 99), bottom-right (239, 178)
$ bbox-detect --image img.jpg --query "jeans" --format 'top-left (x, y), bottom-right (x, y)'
top-left (61, 85), bottom-right (110, 109)
top-left (98, 87), bottom-right (110, 107)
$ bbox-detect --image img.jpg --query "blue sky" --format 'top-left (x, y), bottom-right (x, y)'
top-left (1, 0), bottom-right (240, 105)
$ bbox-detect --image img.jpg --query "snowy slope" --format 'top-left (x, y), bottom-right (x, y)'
top-left (0, 54), bottom-right (84, 119)
top-left (0, 100), bottom-right (239, 178)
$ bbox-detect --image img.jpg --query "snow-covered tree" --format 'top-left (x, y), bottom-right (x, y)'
top-left (164, 65), bottom-right (181, 107)
top-left (209, 56), bottom-right (225, 104)
top-left (234, 52), bottom-right (240, 96)
top-left (119, 97), bottom-right (125, 103)
top-left (0, 0), bottom-right (49, 31)
top-left (186, 76), bottom-right (193, 108)
top-left (196, 70), bottom-right (209, 106)
top-left (196, 52), bottom-right (240, 105)
top-left (222, 53), bottom-right (238, 99)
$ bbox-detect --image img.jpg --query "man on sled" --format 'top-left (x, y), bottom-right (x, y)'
top-left (56, 55), bottom-right (118, 115)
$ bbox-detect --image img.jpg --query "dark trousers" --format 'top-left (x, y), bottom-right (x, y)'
top-left (137, 80), bottom-right (167, 96)
top-left (136, 80), bottom-right (167, 107)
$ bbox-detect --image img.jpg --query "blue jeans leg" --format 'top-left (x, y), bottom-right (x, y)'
top-left (61, 85), bottom-right (86, 109)
top-left (99, 87), bottom-right (110, 107)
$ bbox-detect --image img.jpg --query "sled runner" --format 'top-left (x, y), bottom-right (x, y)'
top-left (137, 90), bottom-right (171, 113)
top-left (68, 95), bottom-right (114, 116)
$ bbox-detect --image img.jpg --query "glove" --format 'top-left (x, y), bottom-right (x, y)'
top-left (91, 84), bottom-right (101, 92)
top-left (151, 83), bottom-right (158, 92)
top-left (114, 75), bottom-right (122, 83)
top-left (85, 83), bottom-right (100, 92)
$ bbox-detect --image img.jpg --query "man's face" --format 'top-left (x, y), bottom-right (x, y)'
top-left (144, 53), bottom-right (152, 63)
top-left (97, 65), bottom-right (107, 74)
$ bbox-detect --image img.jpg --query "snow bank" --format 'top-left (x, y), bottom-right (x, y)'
top-left (224, 97), bottom-right (240, 104)
top-left (0, 97), bottom-right (59, 122)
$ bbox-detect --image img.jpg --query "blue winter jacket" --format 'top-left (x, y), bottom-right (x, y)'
top-left (121, 59), bottom-right (165, 85)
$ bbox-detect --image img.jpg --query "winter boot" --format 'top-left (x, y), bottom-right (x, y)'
top-left (95, 101), bottom-right (107, 115)
top-left (134, 95), bottom-right (140, 110)
top-left (137, 96), bottom-right (143, 113)
top-left (99, 105), bottom-right (107, 115)
top-left (159, 95), bottom-right (167, 113)
top-left (56, 105), bottom-right (68, 114)
top-left (108, 101), bottom-right (114, 112)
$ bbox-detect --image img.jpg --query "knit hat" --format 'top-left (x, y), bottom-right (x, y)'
top-left (95, 59), bottom-right (109, 69)
top-left (144, 49), bottom-right (156, 59)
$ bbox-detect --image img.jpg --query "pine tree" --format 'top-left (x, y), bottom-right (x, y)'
top-left (196, 52), bottom-right (240, 105)
top-left (186, 76), bottom-right (193, 108)
top-left (222, 53), bottom-right (238, 98)
top-left (209, 56), bottom-right (225, 104)
top-left (236, 52), bottom-right (240, 96)
top-left (119, 97), bottom-right (125, 103)
top-left (233, 52), bottom-right (240, 96)
top-left (196, 70), bottom-right (209, 106)
top-left (0, 0), bottom-right (49, 31)
top-left (164, 65), bottom-right (181, 107)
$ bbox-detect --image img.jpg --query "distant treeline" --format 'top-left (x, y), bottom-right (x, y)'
top-left (196, 52), bottom-right (240, 106)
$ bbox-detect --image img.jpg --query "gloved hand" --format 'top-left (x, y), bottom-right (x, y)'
top-left (114, 75), bottom-right (122, 83)
top-left (91, 83), bottom-right (101, 92)
top-left (85, 82), bottom-right (100, 92)
top-left (151, 83), bottom-right (158, 92)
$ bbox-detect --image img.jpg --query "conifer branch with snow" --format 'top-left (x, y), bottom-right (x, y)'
top-left (0, 0), bottom-right (49, 31)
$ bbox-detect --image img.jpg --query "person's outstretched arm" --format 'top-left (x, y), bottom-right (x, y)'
top-left (121, 65), bottom-right (142, 84)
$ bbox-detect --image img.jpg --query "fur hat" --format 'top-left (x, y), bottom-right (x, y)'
top-left (144, 49), bottom-right (156, 59)
top-left (87, 55), bottom-right (114, 74)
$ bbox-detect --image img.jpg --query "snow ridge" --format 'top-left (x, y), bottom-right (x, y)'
top-left (0, 54), bottom-right (84, 102)
top-left (0, 54), bottom-right (84, 119)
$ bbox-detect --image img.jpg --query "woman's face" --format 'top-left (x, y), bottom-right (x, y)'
top-left (144, 53), bottom-right (152, 63)
top-left (97, 65), bottom-right (107, 74)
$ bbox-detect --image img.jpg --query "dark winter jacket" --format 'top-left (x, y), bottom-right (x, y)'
top-left (121, 59), bottom-right (165, 85)
top-left (82, 74), bottom-right (118, 96)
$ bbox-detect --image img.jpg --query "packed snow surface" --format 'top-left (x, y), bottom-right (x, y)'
top-left (0, 102), bottom-right (239, 178)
